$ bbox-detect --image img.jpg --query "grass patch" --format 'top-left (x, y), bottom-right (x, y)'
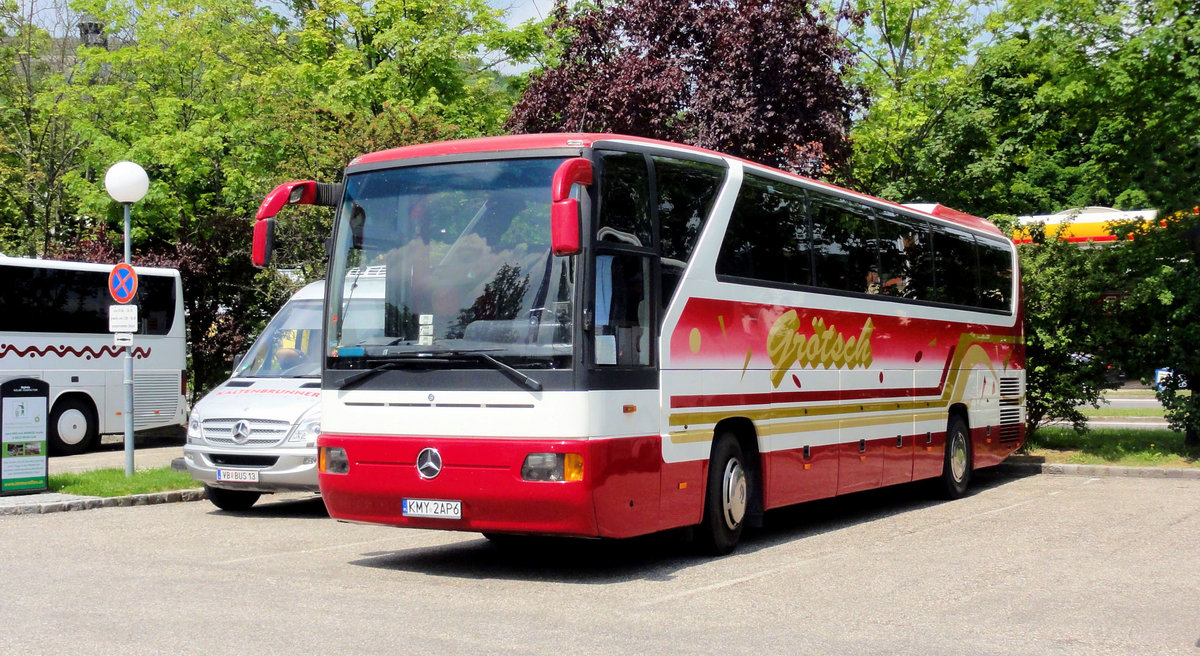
top-left (49, 467), bottom-right (199, 497)
top-left (1022, 427), bottom-right (1200, 468)
top-left (1077, 406), bottom-right (1165, 418)
top-left (1103, 389), bottom-right (1158, 398)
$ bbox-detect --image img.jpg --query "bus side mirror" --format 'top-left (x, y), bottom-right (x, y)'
top-left (252, 218), bottom-right (275, 267)
top-left (551, 158), bottom-right (593, 256)
top-left (252, 181), bottom-right (342, 267)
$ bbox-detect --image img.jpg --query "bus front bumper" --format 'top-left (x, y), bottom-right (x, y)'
top-left (318, 433), bottom-right (667, 538)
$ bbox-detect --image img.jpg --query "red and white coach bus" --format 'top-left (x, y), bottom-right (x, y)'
top-left (252, 134), bottom-right (1025, 554)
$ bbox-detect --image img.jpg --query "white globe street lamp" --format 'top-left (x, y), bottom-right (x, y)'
top-left (105, 161), bottom-right (148, 265)
top-left (104, 160), bottom-right (148, 477)
top-left (104, 160), bottom-right (149, 203)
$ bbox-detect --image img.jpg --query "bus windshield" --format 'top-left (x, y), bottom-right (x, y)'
top-left (326, 157), bottom-right (574, 369)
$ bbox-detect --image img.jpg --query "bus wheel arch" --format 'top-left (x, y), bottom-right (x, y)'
top-left (698, 418), bottom-right (762, 555)
top-left (49, 393), bottom-right (99, 456)
top-left (940, 406), bottom-right (972, 499)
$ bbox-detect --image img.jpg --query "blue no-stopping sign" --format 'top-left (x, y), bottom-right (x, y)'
top-left (108, 263), bottom-right (138, 304)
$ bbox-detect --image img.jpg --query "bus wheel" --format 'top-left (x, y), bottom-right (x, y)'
top-left (204, 485), bottom-right (261, 512)
top-left (940, 415), bottom-right (973, 499)
top-left (49, 397), bottom-right (98, 456)
top-left (698, 434), bottom-right (747, 555)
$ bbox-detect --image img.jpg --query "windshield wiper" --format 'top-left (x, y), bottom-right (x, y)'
top-left (463, 351), bottom-right (543, 392)
top-left (334, 356), bottom-right (449, 390)
top-left (334, 350), bottom-right (543, 392)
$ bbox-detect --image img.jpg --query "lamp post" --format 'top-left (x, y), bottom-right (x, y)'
top-left (104, 161), bottom-right (148, 477)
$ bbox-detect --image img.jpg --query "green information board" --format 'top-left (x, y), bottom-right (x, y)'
top-left (1, 378), bottom-right (49, 495)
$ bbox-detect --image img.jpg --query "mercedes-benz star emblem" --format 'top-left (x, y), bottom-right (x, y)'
top-left (232, 420), bottom-right (252, 445)
top-left (416, 447), bottom-right (442, 479)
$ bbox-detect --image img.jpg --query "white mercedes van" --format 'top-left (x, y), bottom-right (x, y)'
top-left (183, 271), bottom-right (383, 510)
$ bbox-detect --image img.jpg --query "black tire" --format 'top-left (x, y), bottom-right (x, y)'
top-left (697, 434), bottom-right (748, 556)
top-left (204, 485), bottom-right (261, 511)
top-left (939, 414), bottom-right (973, 499)
top-left (48, 397), bottom-right (98, 456)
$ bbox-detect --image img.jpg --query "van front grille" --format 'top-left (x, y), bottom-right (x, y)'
top-left (202, 418), bottom-right (290, 446)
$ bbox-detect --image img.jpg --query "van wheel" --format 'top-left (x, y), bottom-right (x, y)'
top-left (940, 415), bottom-right (973, 499)
top-left (204, 485), bottom-right (261, 511)
top-left (49, 397), bottom-right (98, 456)
top-left (697, 434), bottom-right (747, 555)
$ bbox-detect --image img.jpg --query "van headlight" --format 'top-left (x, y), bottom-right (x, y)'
top-left (287, 408), bottom-right (321, 447)
top-left (187, 417), bottom-right (203, 444)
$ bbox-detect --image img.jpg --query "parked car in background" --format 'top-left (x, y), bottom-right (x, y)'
top-left (182, 271), bottom-right (383, 510)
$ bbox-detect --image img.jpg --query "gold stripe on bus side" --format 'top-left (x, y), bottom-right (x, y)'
top-left (668, 409), bottom-right (949, 445)
top-left (666, 333), bottom-right (1020, 443)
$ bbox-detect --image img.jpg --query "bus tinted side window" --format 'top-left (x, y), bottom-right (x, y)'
top-left (0, 265), bottom-right (175, 335)
top-left (877, 212), bottom-right (934, 300)
top-left (597, 151), bottom-right (653, 248)
top-left (811, 193), bottom-right (878, 293)
top-left (716, 174), bottom-right (810, 286)
top-left (655, 157), bottom-right (724, 311)
top-left (932, 228), bottom-right (980, 306)
top-left (977, 238), bottom-right (1013, 311)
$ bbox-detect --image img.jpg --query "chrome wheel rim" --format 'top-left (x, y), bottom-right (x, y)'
top-left (950, 431), bottom-right (968, 482)
top-left (722, 458), bottom-right (747, 530)
top-left (57, 409), bottom-right (89, 446)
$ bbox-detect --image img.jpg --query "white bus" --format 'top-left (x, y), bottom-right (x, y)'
top-left (0, 256), bottom-right (187, 454)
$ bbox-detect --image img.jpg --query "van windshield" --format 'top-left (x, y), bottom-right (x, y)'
top-left (236, 299), bottom-right (324, 378)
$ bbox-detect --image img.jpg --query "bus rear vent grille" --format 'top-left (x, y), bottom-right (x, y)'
top-left (999, 407), bottom-right (1022, 442)
top-left (999, 377), bottom-right (1022, 401)
top-left (133, 373), bottom-right (183, 429)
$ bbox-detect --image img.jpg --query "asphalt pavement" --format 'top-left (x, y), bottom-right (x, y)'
top-left (3, 471), bottom-right (1197, 655)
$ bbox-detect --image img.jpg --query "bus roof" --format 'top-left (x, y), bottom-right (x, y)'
top-left (0, 255), bottom-right (181, 278)
top-left (346, 133), bottom-right (1005, 240)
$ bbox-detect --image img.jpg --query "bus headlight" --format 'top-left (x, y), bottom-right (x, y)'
top-left (186, 417), bottom-right (203, 444)
top-left (521, 453), bottom-right (583, 482)
top-left (319, 447), bottom-right (349, 474)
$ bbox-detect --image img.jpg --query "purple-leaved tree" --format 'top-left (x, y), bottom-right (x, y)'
top-left (508, 0), bottom-right (865, 176)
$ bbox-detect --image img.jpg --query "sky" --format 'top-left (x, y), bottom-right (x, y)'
top-left (494, 0), bottom-right (552, 27)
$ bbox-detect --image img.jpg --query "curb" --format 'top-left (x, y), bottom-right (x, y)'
top-left (994, 462), bottom-right (1200, 479)
top-left (0, 489), bottom-right (206, 516)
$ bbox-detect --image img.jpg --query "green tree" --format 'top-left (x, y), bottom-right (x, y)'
top-left (0, 0), bottom-right (86, 254)
top-left (5, 0), bottom-right (544, 397)
top-left (837, 0), bottom-right (990, 198)
top-left (1015, 221), bottom-right (1127, 432)
top-left (886, 0), bottom-right (1200, 217)
top-left (1110, 210), bottom-right (1200, 447)
top-left (283, 0), bottom-right (544, 135)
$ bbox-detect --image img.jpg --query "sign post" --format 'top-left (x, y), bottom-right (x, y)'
top-left (109, 263), bottom-right (138, 478)
top-left (1, 379), bottom-right (50, 495)
top-left (105, 161), bottom-right (148, 477)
